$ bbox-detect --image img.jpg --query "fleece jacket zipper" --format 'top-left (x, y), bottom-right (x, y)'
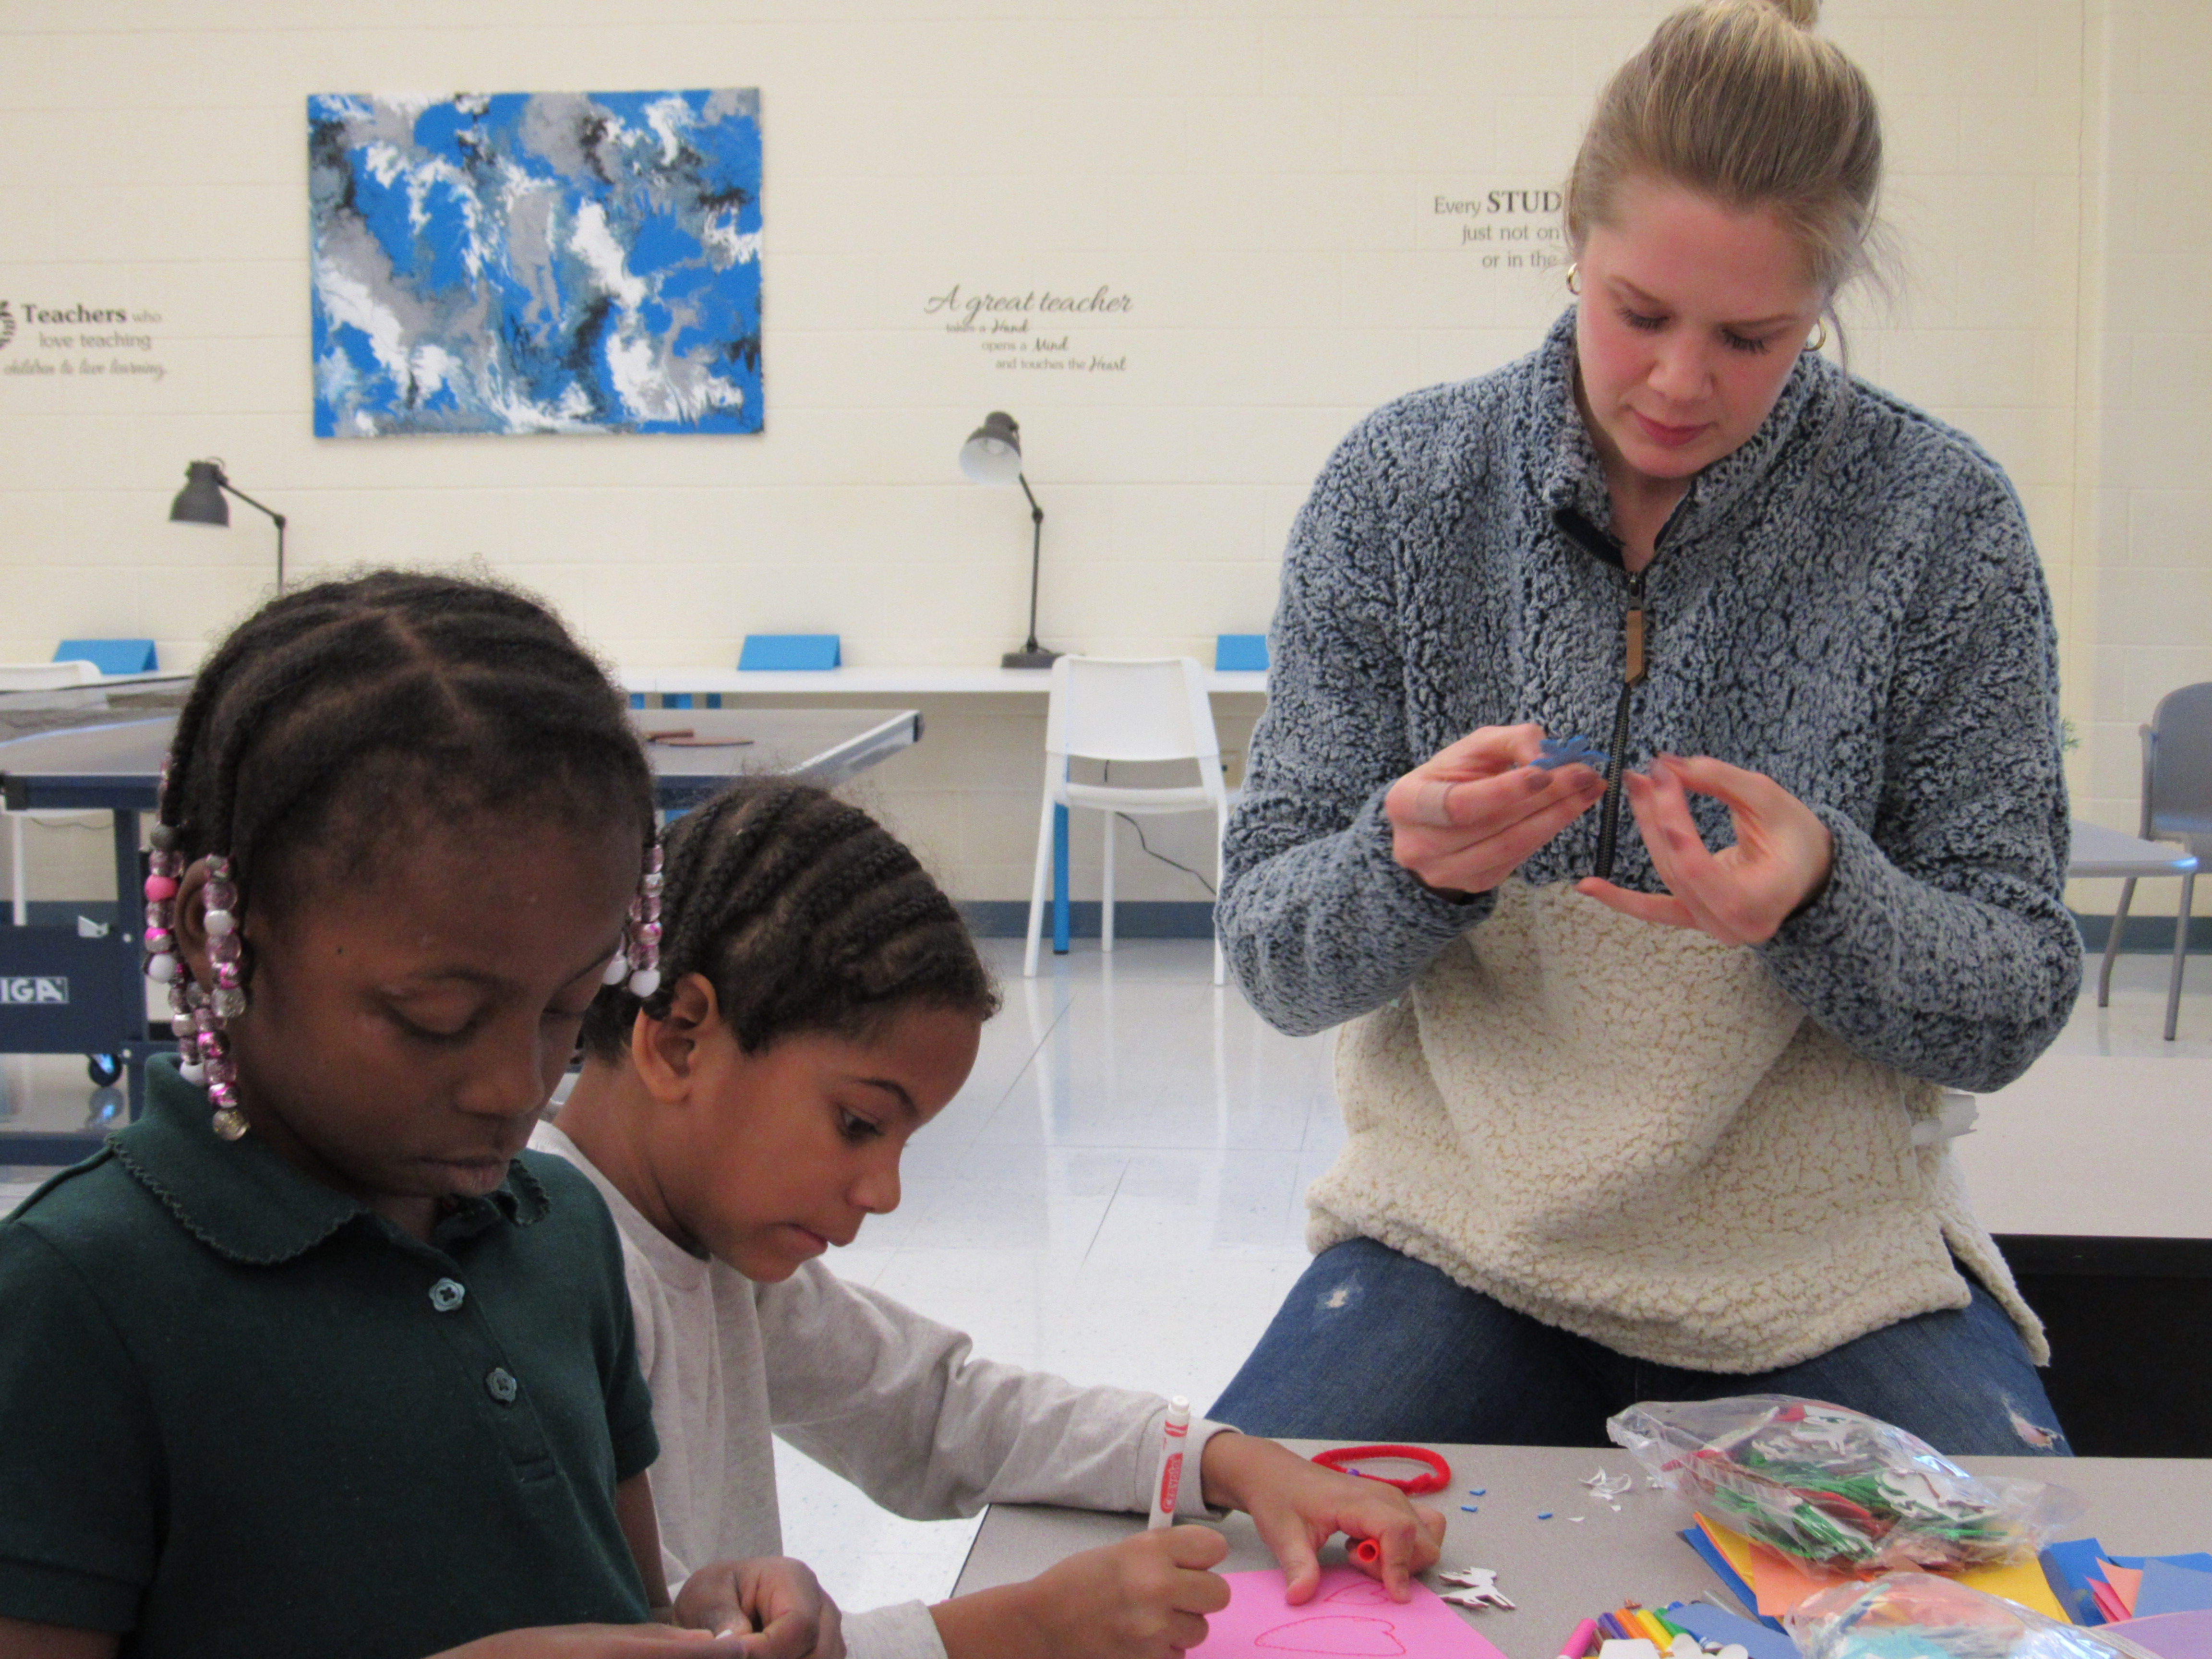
top-left (1551, 506), bottom-right (1651, 882)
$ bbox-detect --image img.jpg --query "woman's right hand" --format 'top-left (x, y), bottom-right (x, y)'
top-left (1383, 725), bottom-right (1607, 897)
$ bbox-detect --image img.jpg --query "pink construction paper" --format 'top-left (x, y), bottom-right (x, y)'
top-left (1189, 1566), bottom-right (1513, 1659)
top-left (2102, 1563), bottom-right (2146, 1617)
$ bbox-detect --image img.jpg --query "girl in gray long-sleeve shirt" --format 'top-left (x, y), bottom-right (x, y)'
top-left (1211, 0), bottom-right (2078, 1455)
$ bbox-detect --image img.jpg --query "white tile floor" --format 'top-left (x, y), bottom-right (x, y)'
top-left (4, 939), bottom-right (2209, 1616)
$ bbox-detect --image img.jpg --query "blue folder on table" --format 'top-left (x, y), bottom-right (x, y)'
top-left (1214, 634), bottom-right (1268, 672)
top-left (54, 638), bottom-right (157, 675)
top-left (739, 635), bottom-right (841, 671)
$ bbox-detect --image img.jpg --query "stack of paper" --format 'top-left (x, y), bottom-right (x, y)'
top-left (2040, 1540), bottom-right (2212, 1628)
top-left (1681, 1515), bottom-right (2069, 1629)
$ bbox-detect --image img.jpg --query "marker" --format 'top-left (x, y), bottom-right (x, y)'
top-left (1351, 1537), bottom-right (1382, 1565)
top-left (1560, 1619), bottom-right (1602, 1659)
top-left (1149, 1396), bottom-right (1190, 1530)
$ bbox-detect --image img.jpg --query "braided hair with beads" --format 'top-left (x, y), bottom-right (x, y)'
top-left (141, 570), bottom-right (658, 1139)
top-left (580, 777), bottom-right (997, 1065)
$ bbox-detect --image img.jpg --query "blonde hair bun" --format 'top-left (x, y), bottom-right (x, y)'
top-left (1563, 0), bottom-right (1879, 297)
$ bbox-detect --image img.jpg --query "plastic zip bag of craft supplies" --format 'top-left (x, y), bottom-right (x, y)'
top-left (1786, 1573), bottom-right (2152, 1659)
top-left (1606, 1396), bottom-right (2081, 1571)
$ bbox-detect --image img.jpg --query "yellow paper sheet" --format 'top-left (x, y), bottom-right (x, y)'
top-left (1694, 1515), bottom-right (2070, 1623)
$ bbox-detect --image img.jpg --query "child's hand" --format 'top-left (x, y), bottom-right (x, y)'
top-left (675, 1558), bottom-right (843, 1659)
top-left (931, 1526), bottom-right (1231, 1659)
top-left (1199, 1435), bottom-right (1446, 1603)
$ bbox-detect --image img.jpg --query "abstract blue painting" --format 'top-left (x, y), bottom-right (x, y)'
top-left (308, 90), bottom-right (762, 437)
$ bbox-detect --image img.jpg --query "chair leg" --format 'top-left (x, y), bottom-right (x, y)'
top-left (1023, 791), bottom-right (1056, 979)
top-left (2166, 870), bottom-right (2194, 1042)
top-left (1101, 810), bottom-right (1115, 954)
top-left (2099, 877), bottom-right (2137, 1008)
top-left (7, 813), bottom-right (24, 929)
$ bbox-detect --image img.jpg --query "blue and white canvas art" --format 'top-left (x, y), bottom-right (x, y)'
top-left (309, 90), bottom-right (762, 437)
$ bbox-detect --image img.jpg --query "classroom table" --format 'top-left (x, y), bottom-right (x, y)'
top-left (0, 687), bottom-right (920, 1160)
top-left (951, 1441), bottom-right (2212, 1659)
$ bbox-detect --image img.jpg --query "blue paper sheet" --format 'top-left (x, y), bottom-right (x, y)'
top-left (2044, 1539), bottom-right (2113, 1626)
top-left (1667, 1600), bottom-right (1800, 1659)
top-left (2138, 1562), bottom-right (2212, 1620)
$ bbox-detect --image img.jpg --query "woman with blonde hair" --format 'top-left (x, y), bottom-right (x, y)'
top-left (1211, 0), bottom-right (2077, 1454)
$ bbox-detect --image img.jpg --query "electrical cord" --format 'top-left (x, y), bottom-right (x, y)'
top-left (1115, 813), bottom-right (1216, 896)
top-left (1098, 761), bottom-right (1219, 896)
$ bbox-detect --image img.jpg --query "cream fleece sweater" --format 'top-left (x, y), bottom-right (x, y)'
top-left (529, 1123), bottom-right (1232, 1659)
top-left (1306, 880), bottom-right (2042, 1372)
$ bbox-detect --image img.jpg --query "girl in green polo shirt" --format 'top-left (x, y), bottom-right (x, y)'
top-left (0, 575), bottom-right (828, 1659)
top-left (540, 779), bottom-right (1453, 1659)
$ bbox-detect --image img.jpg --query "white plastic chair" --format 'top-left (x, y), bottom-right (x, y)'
top-left (1024, 656), bottom-right (1231, 984)
top-left (1, 660), bottom-right (103, 926)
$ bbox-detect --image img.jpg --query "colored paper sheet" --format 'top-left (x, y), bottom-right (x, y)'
top-left (1681, 1524), bottom-right (1777, 1628)
top-left (2102, 1564), bottom-right (2146, 1617)
top-left (1188, 1567), bottom-right (1512, 1659)
top-left (1693, 1517), bottom-right (1852, 1617)
top-left (2105, 1611), bottom-right (2212, 1659)
top-left (1665, 1600), bottom-right (1802, 1659)
top-left (2045, 1539), bottom-right (2114, 1626)
top-left (2138, 1562), bottom-right (2212, 1619)
top-left (2115, 1558), bottom-right (2212, 1575)
top-left (2093, 1582), bottom-right (2133, 1624)
top-left (1961, 1558), bottom-right (2070, 1623)
top-left (1694, 1516), bottom-right (2066, 1624)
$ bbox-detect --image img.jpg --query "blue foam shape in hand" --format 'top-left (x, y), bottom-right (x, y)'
top-left (1533, 733), bottom-right (1610, 771)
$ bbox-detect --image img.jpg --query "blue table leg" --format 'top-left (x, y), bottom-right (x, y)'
top-left (1052, 804), bottom-right (1070, 955)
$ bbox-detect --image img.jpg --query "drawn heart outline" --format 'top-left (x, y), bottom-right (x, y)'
top-left (1252, 1614), bottom-right (1408, 1655)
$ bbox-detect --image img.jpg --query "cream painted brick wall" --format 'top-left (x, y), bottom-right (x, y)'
top-left (2063, 0), bottom-right (2212, 920)
top-left (0, 0), bottom-right (2184, 905)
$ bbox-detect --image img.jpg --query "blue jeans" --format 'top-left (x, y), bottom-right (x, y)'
top-left (1212, 1238), bottom-right (2070, 1456)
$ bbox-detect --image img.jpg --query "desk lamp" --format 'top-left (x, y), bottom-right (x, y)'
top-left (960, 412), bottom-right (1057, 670)
top-left (169, 458), bottom-right (288, 594)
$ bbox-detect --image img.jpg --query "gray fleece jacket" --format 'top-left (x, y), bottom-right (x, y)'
top-left (1222, 310), bottom-right (2079, 1092)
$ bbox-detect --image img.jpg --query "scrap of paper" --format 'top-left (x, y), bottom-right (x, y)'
top-left (2101, 1564), bottom-right (2146, 1618)
top-left (1188, 1567), bottom-right (1514, 1659)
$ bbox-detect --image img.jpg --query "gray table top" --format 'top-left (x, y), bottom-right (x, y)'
top-left (0, 697), bottom-right (919, 809)
top-left (952, 1442), bottom-right (2212, 1659)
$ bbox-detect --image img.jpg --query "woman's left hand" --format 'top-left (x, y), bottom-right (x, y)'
top-left (1576, 754), bottom-right (1833, 945)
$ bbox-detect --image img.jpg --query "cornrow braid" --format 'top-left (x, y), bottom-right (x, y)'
top-left (156, 569), bottom-right (656, 913)
top-left (581, 778), bottom-right (998, 1062)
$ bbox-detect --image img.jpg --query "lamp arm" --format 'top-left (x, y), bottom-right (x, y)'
top-left (1017, 472), bottom-right (1044, 653)
top-left (216, 480), bottom-right (284, 528)
top-left (218, 481), bottom-right (289, 594)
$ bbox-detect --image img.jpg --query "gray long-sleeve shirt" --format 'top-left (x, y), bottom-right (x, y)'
top-left (1221, 310), bottom-right (2078, 1094)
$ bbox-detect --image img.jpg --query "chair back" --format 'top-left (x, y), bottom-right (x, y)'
top-left (2146, 683), bottom-right (2212, 840)
top-left (0, 661), bottom-right (102, 691)
top-left (1046, 656), bottom-right (1221, 765)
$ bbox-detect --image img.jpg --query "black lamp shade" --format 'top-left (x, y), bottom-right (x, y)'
top-left (959, 411), bottom-right (1023, 486)
top-left (169, 461), bottom-right (229, 527)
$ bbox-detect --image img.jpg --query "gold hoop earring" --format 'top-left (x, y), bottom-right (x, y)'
top-left (1565, 263), bottom-right (1581, 295)
top-left (1806, 318), bottom-right (1829, 352)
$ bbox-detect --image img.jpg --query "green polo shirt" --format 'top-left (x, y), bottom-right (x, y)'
top-left (0, 1059), bottom-right (660, 1657)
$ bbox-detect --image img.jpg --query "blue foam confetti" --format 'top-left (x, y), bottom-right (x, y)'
top-left (1461, 1505), bottom-right (1479, 1513)
top-left (1468, 1488), bottom-right (1486, 1496)
top-left (1533, 734), bottom-right (1609, 771)
top-left (1537, 1512), bottom-right (1553, 1520)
